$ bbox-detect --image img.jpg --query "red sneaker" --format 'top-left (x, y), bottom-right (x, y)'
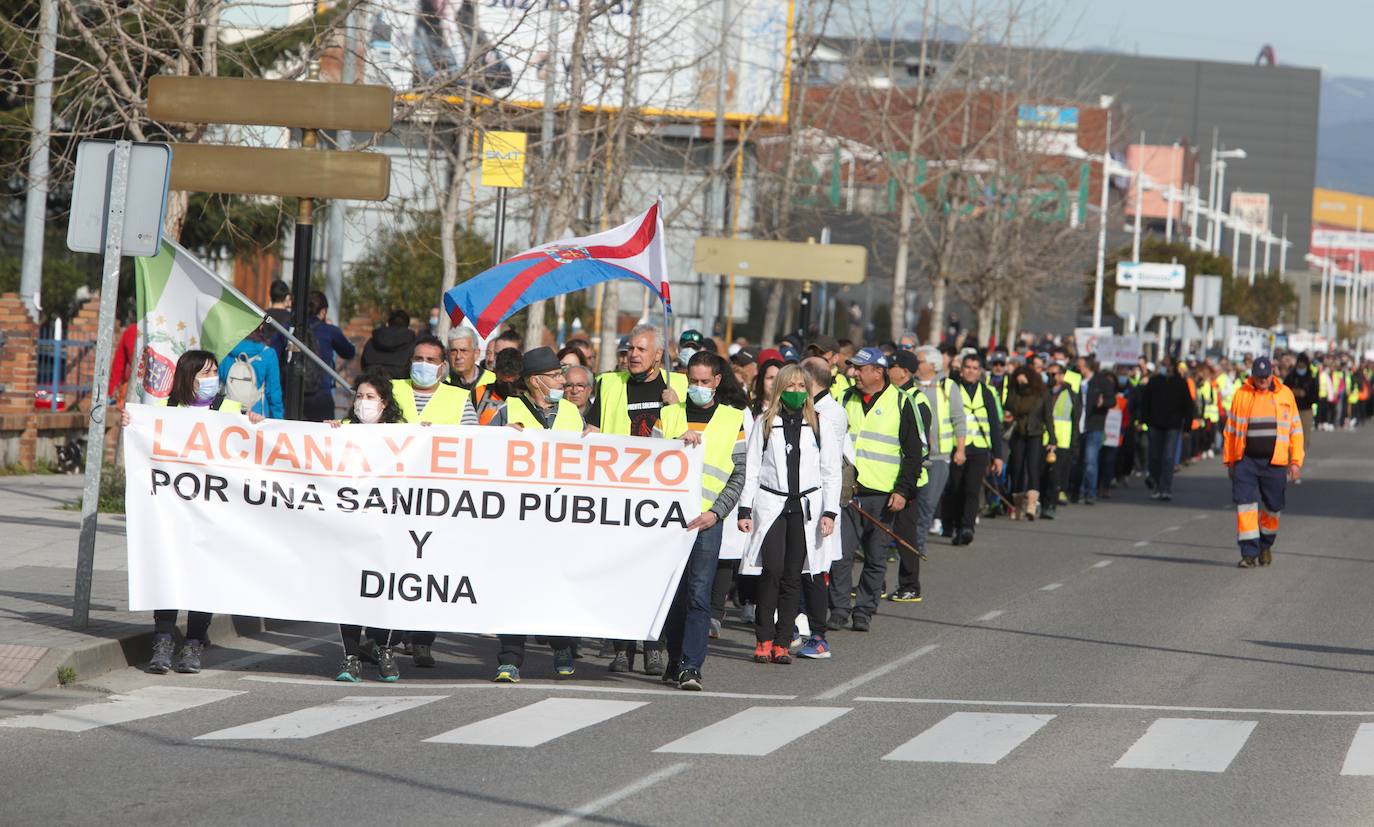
top-left (753, 642), bottom-right (771, 663)
top-left (771, 644), bottom-right (793, 665)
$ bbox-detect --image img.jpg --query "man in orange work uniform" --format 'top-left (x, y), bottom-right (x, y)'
top-left (1223, 356), bottom-right (1304, 569)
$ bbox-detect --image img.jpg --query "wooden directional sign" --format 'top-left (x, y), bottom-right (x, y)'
top-left (168, 144), bottom-right (390, 201)
top-left (693, 237), bottom-right (867, 283)
top-left (149, 76), bottom-right (394, 132)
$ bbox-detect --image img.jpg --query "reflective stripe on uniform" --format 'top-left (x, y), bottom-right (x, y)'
top-left (1236, 503), bottom-right (1260, 541)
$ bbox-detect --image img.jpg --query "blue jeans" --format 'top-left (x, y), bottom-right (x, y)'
top-left (1080, 429), bottom-right (1105, 498)
top-left (665, 521), bottom-right (722, 672)
top-left (1148, 429), bottom-right (1180, 495)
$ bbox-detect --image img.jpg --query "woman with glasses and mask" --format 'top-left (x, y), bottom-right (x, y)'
top-left (120, 350), bottom-right (263, 675)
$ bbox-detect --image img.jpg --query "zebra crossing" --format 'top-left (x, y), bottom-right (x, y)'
top-left (7, 687), bottom-right (1374, 776)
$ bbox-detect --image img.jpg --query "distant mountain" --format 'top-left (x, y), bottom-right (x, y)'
top-left (1317, 77), bottom-right (1374, 196)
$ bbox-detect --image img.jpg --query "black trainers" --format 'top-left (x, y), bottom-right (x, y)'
top-left (377, 646), bottom-right (400, 681)
top-left (677, 668), bottom-right (703, 691)
top-left (411, 643), bottom-right (436, 668)
top-left (827, 615), bottom-right (850, 632)
top-left (554, 648), bottom-right (576, 678)
top-left (173, 640), bottom-right (204, 674)
top-left (851, 616), bottom-right (871, 632)
top-left (357, 638), bottom-right (380, 665)
top-left (889, 589), bottom-right (923, 603)
top-left (660, 661), bottom-right (680, 684)
top-left (956, 529), bottom-right (975, 547)
top-left (335, 654), bottom-right (362, 683)
top-left (609, 652), bottom-right (630, 672)
top-left (1237, 556), bottom-right (1259, 569)
top-left (147, 634), bottom-right (174, 674)
top-left (642, 648), bottom-right (665, 676)
top-left (1259, 548), bottom-right (1273, 566)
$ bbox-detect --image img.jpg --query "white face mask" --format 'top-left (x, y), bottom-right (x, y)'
top-left (195, 376), bottom-right (220, 402)
top-left (353, 398), bottom-right (384, 424)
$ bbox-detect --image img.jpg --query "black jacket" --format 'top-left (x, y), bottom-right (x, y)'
top-left (1143, 373), bottom-right (1193, 432)
top-left (360, 325), bottom-right (416, 380)
top-left (1080, 372), bottom-right (1117, 433)
top-left (1285, 368), bottom-right (1318, 409)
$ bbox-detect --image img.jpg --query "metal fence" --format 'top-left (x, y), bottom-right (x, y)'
top-left (35, 339), bottom-right (97, 412)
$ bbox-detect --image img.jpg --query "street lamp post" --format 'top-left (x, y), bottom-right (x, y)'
top-left (1210, 147), bottom-right (1247, 255)
top-left (1092, 109), bottom-right (1112, 329)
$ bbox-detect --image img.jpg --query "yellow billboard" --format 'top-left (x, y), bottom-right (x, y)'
top-left (479, 131), bottom-right (526, 189)
top-left (1312, 187), bottom-right (1374, 230)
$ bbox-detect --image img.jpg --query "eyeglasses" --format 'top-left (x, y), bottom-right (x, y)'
top-left (565, 382), bottom-right (590, 390)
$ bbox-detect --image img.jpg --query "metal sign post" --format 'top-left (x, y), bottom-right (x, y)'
top-left (73, 140), bottom-right (131, 629)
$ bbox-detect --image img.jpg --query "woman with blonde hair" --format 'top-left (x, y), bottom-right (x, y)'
top-left (736, 364), bottom-right (842, 663)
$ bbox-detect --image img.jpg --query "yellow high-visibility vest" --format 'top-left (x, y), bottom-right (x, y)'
top-left (595, 370), bottom-right (688, 435)
top-left (504, 396), bottom-right (583, 431)
top-left (659, 402), bottom-right (746, 512)
top-left (844, 384), bottom-right (917, 491)
top-left (391, 380), bottom-right (469, 424)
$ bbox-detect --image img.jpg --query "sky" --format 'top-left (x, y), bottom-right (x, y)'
top-left (1032, 1), bottom-right (1374, 79)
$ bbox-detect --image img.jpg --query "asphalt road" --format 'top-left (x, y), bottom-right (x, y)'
top-left (4, 427), bottom-right (1374, 827)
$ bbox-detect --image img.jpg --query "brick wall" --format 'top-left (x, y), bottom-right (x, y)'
top-left (0, 293), bottom-right (38, 417)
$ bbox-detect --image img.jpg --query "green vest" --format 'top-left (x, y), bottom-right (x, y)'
top-left (960, 382), bottom-right (994, 449)
top-left (595, 370), bottom-right (689, 436)
top-left (1043, 386), bottom-right (1073, 448)
top-left (929, 377), bottom-right (956, 455)
top-left (844, 384), bottom-right (913, 492)
top-left (1064, 370), bottom-right (1083, 393)
top-left (907, 392), bottom-right (932, 487)
top-left (1198, 381), bottom-right (1220, 423)
top-left (660, 402), bottom-right (746, 512)
top-left (391, 380), bottom-right (470, 424)
top-left (505, 397), bottom-right (583, 432)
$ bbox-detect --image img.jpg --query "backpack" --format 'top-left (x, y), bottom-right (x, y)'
top-left (290, 323), bottom-right (326, 393)
top-left (225, 352), bottom-right (264, 412)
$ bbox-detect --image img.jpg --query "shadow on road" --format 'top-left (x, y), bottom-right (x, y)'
top-left (1245, 640), bottom-right (1374, 658)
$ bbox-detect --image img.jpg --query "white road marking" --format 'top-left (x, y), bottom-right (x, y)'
top-left (425, 698), bottom-right (646, 747)
top-left (884, 712), bottom-right (1055, 764)
top-left (975, 610), bottom-right (1005, 622)
top-left (0, 686), bottom-right (243, 733)
top-left (852, 697), bottom-right (1374, 717)
top-left (535, 762), bottom-right (691, 827)
top-left (195, 695), bottom-right (442, 740)
top-left (1114, 718), bottom-right (1256, 772)
top-left (654, 706), bottom-right (850, 756)
top-left (1092, 560), bottom-right (1113, 569)
top-left (1133, 540), bottom-right (1151, 548)
top-left (1159, 526), bottom-right (1181, 533)
top-left (1040, 583), bottom-right (1063, 591)
top-left (813, 644), bottom-right (939, 700)
top-left (1341, 723), bottom-right (1374, 775)
top-left (200, 632), bottom-right (337, 674)
top-left (238, 675), bottom-right (795, 701)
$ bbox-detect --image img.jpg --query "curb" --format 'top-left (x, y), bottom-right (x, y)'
top-left (4, 615), bottom-right (274, 698)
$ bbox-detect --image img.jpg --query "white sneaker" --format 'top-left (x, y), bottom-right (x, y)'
top-left (795, 613), bottom-right (811, 639)
top-left (929, 518), bottom-right (943, 535)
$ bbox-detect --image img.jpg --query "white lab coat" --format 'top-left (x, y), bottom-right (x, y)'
top-left (814, 394), bottom-right (852, 563)
top-left (737, 412), bottom-right (843, 576)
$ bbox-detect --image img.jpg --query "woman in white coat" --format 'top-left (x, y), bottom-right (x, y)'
top-left (737, 364), bottom-right (843, 664)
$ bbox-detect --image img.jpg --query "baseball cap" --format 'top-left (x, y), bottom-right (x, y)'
top-left (891, 350), bottom-right (919, 373)
top-left (1251, 356), bottom-right (1273, 378)
top-left (679, 329), bottom-right (704, 348)
top-left (780, 345), bottom-right (801, 364)
top-left (808, 334), bottom-right (839, 354)
top-left (731, 346), bottom-right (758, 365)
top-left (616, 335), bottom-right (630, 353)
top-left (847, 346), bottom-right (890, 368)
top-left (989, 352), bottom-right (1007, 365)
top-left (756, 348), bottom-right (784, 366)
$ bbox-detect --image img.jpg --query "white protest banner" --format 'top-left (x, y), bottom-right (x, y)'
top-left (1226, 326), bottom-right (1269, 362)
top-left (1095, 335), bottom-right (1142, 367)
top-left (1074, 327), bottom-right (1113, 358)
top-left (1104, 407), bottom-right (1124, 448)
top-left (122, 405), bottom-right (701, 639)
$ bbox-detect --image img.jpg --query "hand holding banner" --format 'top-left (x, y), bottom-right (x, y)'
top-left (123, 406), bottom-right (701, 639)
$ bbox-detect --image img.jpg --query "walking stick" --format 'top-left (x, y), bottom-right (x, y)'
top-left (981, 478), bottom-right (1015, 511)
top-left (848, 501), bottom-right (928, 561)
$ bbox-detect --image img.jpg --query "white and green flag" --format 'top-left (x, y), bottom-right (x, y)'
top-left (134, 240), bottom-right (263, 402)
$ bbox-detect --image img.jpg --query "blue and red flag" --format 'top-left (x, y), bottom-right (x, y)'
top-left (444, 200), bottom-right (671, 339)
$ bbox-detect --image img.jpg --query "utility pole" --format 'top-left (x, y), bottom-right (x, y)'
top-left (702, 0), bottom-right (731, 339)
top-left (525, 3), bottom-right (561, 348)
top-left (19, 0), bottom-right (58, 322)
top-left (1092, 109), bottom-right (1112, 328)
top-left (324, 10), bottom-right (356, 323)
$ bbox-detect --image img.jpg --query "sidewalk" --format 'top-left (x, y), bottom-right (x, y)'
top-left (0, 474), bottom-right (264, 696)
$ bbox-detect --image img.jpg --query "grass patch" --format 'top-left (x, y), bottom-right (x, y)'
top-left (60, 464), bottom-right (125, 514)
top-left (56, 666), bottom-right (77, 686)
top-left (0, 460), bottom-right (59, 476)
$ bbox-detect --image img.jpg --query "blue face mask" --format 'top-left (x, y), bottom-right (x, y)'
top-left (546, 388), bottom-right (564, 403)
top-left (687, 385), bottom-right (715, 406)
top-left (1298, 366), bottom-right (1308, 375)
top-left (410, 361), bottom-right (442, 387)
top-left (195, 376), bottom-right (220, 401)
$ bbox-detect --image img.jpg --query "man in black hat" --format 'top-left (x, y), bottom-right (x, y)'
top-left (487, 347), bottom-right (587, 682)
